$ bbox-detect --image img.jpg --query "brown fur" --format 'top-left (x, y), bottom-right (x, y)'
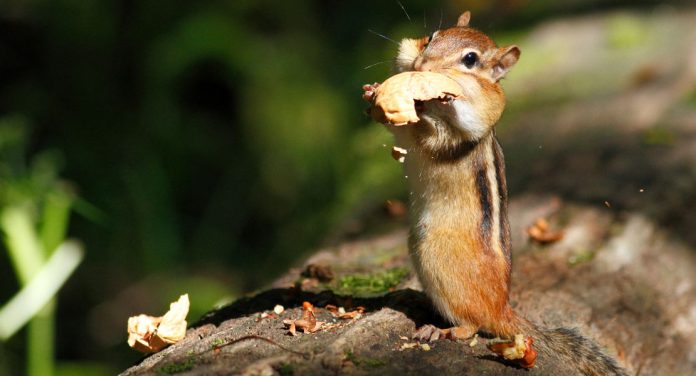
top-left (369, 11), bottom-right (627, 375)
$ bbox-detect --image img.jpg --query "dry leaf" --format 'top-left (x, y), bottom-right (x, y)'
top-left (127, 294), bottom-right (190, 353)
top-left (283, 301), bottom-right (325, 335)
top-left (325, 305), bottom-right (364, 319)
top-left (337, 311), bottom-right (362, 320)
top-left (372, 71), bottom-right (464, 125)
top-left (527, 218), bottom-right (564, 244)
top-left (284, 320), bottom-right (298, 336)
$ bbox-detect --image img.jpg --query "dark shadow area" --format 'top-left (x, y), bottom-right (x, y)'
top-left (193, 288), bottom-right (447, 330)
top-left (503, 120), bottom-right (695, 247)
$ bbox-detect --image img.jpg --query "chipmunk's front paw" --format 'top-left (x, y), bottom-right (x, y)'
top-left (413, 324), bottom-right (477, 342)
top-left (362, 82), bottom-right (381, 102)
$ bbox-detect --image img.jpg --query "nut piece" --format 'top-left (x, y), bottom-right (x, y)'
top-left (372, 71), bottom-right (464, 125)
top-left (391, 146), bottom-right (408, 163)
top-left (127, 294), bottom-right (190, 353)
top-left (488, 334), bottom-right (538, 369)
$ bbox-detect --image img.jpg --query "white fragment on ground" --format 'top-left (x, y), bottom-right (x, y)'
top-left (469, 334), bottom-right (478, 347)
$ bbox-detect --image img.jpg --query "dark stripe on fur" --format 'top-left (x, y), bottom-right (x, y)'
top-left (475, 163), bottom-right (492, 248)
top-left (438, 139), bottom-right (477, 162)
top-left (492, 137), bottom-right (511, 266)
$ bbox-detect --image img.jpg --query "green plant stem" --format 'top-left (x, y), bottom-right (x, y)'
top-left (1, 201), bottom-right (75, 376)
top-left (0, 241), bottom-right (83, 339)
top-left (28, 302), bottom-right (55, 376)
top-left (40, 191), bottom-right (72, 255)
top-left (1, 206), bottom-right (44, 284)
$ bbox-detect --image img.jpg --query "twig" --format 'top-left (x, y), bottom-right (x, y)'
top-left (214, 335), bottom-right (311, 359)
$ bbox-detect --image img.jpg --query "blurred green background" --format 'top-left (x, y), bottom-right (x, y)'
top-left (1, 0), bottom-right (693, 375)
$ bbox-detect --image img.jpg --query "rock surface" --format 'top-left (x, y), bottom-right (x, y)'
top-left (121, 196), bottom-right (696, 375)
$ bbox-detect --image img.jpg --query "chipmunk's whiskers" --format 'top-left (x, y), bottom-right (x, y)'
top-left (368, 29), bottom-right (399, 46)
top-left (363, 60), bottom-right (390, 70)
top-left (396, 0), bottom-right (411, 21)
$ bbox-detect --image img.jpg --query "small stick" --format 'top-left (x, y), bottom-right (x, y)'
top-left (214, 335), bottom-right (310, 359)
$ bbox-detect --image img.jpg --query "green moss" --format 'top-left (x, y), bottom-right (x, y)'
top-left (345, 351), bottom-right (385, 368)
top-left (276, 363), bottom-right (295, 376)
top-left (156, 356), bottom-right (196, 375)
top-left (568, 250), bottom-right (595, 266)
top-left (209, 337), bottom-right (226, 349)
top-left (336, 267), bottom-right (410, 296)
top-left (642, 127), bottom-right (675, 146)
top-left (685, 89), bottom-right (696, 105)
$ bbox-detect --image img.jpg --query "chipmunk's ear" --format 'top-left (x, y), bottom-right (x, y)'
top-left (457, 11), bottom-right (471, 27)
top-left (491, 45), bottom-right (520, 81)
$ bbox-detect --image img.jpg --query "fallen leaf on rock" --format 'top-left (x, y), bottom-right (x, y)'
top-left (283, 301), bottom-right (325, 335)
top-left (285, 320), bottom-right (298, 336)
top-left (527, 218), bottom-right (564, 244)
top-left (283, 320), bottom-right (299, 337)
top-left (127, 294), bottom-right (190, 353)
top-left (324, 305), bottom-right (364, 319)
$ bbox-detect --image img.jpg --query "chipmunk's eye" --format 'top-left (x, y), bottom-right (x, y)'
top-left (461, 52), bottom-right (478, 68)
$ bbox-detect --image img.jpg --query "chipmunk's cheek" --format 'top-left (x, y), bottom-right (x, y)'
top-left (451, 100), bottom-right (489, 141)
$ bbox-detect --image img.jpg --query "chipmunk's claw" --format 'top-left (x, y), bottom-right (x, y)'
top-left (413, 324), bottom-right (477, 342)
top-left (413, 324), bottom-right (448, 342)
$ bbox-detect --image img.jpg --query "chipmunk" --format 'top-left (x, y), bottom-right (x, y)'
top-left (363, 11), bottom-right (627, 375)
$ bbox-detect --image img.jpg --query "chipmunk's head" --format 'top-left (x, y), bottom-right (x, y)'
top-left (395, 11), bottom-right (520, 84)
top-left (390, 12), bottom-right (521, 159)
